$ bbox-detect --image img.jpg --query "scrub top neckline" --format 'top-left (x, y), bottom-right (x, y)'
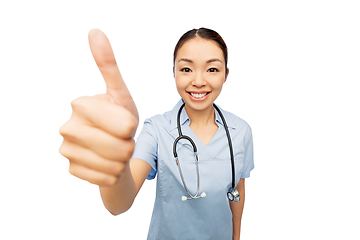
top-left (169, 99), bottom-right (238, 157)
top-left (187, 123), bottom-right (221, 148)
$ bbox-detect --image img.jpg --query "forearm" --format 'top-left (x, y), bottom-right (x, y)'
top-left (99, 162), bottom-right (136, 215)
top-left (231, 194), bottom-right (245, 240)
top-left (230, 178), bottom-right (246, 240)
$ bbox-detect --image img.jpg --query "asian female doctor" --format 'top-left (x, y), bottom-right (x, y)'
top-left (59, 28), bottom-right (254, 240)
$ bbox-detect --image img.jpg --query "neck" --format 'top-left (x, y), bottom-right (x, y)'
top-left (185, 104), bottom-right (216, 127)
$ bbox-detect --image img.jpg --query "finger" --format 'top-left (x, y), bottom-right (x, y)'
top-left (60, 140), bottom-right (127, 176)
top-left (60, 121), bottom-right (135, 161)
top-left (88, 29), bottom-right (124, 91)
top-left (69, 162), bottom-right (118, 186)
top-left (88, 29), bottom-right (139, 120)
top-left (70, 95), bottom-right (137, 138)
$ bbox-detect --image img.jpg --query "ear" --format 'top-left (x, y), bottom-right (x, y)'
top-left (224, 68), bottom-right (229, 82)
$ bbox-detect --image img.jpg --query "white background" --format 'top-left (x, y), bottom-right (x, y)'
top-left (1, 0), bottom-right (359, 239)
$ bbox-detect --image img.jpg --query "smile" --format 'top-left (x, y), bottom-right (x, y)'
top-left (191, 92), bottom-right (207, 98)
top-left (187, 91), bottom-right (210, 101)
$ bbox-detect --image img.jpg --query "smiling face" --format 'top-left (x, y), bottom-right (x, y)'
top-left (174, 37), bottom-right (229, 112)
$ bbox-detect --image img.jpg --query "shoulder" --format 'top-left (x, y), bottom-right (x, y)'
top-left (143, 99), bottom-right (182, 130)
top-left (143, 109), bottom-right (172, 130)
top-left (215, 105), bottom-right (253, 147)
top-left (218, 106), bottom-right (252, 132)
top-left (219, 109), bottom-right (253, 151)
top-left (136, 110), bottom-right (172, 145)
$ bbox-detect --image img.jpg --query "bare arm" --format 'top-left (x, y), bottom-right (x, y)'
top-left (99, 158), bottom-right (152, 215)
top-left (59, 30), bottom-right (151, 215)
top-left (230, 178), bottom-right (245, 240)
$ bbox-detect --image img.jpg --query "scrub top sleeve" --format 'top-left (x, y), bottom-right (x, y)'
top-left (132, 118), bottom-right (158, 180)
top-left (240, 126), bottom-right (254, 178)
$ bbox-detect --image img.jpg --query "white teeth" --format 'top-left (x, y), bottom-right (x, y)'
top-left (190, 92), bottom-right (207, 98)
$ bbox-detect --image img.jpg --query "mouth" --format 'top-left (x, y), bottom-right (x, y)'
top-left (187, 91), bottom-right (211, 101)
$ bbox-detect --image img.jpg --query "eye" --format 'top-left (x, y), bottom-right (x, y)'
top-left (181, 67), bottom-right (192, 72)
top-left (208, 68), bottom-right (219, 72)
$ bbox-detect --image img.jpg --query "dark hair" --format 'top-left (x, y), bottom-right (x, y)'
top-left (173, 28), bottom-right (228, 75)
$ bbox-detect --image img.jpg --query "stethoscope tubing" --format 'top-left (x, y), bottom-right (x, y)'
top-left (173, 103), bottom-right (237, 200)
top-left (173, 103), bottom-right (202, 199)
top-left (213, 104), bottom-right (236, 189)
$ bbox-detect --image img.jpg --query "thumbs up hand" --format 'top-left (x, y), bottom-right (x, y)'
top-left (59, 29), bottom-right (139, 186)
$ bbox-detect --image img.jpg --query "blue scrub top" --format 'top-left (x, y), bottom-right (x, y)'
top-left (132, 100), bottom-right (254, 240)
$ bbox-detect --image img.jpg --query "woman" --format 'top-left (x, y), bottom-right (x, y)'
top-left (59, 28), bottom-right (254, 240)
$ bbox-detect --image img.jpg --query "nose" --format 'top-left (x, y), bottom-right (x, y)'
top-left (192, 72), bottom-right (206, 88)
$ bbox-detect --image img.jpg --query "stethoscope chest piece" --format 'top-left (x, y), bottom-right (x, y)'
top-left (227, 187), bottom-right (240, 202)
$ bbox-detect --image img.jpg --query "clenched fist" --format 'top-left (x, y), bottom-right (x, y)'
top-left (59, 29), bottom-right (139, 186)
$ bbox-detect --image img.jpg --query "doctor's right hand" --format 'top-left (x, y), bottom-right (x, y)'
top-left (59, 29), bottom-right (139, 186)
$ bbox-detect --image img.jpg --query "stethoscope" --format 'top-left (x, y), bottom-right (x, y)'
top-left (173, 103), bottom-right (240, 202)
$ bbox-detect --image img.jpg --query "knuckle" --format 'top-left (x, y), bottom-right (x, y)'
top-left (59, 122), bottom-right (69, 137)
top-left (127, 117), bottom-right (138, 132)
top-left (127, 139), bottom-right (136, 157)
top-left (111, 162), bottom-right (126, 176)
top-left (59, 141), bottom-right (80, 164)
top-left (111, 139), bottom-right (134, 161)
top-left (103, 175), bottom-right (118, 186)
top-left (68, 163), bottom-right (78, 177)
top-left (59, 122), bottom-right (78, 141)
top-left (122, 139), bottom-right (135, 160)
top-left (59, 142), bottom-right (69, 158)
top-left (70, 96), bottom-right (87, 111)
top-left (121, 115), bottom-right (138, 137)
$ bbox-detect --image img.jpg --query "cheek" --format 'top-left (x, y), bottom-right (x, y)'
top-left (175, 76), bottom-right (187, 97)
top-left (175, 75), bottom-right (187, 90)
top-left (209, 77), bottom-right (226, 91)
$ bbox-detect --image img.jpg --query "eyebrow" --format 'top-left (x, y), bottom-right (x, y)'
top-left (206, 58), bottom-right (223, 63)
top-left (178, 58), bottom-right (223, 64)
top-left (178, 58), bottom-right (193, 63)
